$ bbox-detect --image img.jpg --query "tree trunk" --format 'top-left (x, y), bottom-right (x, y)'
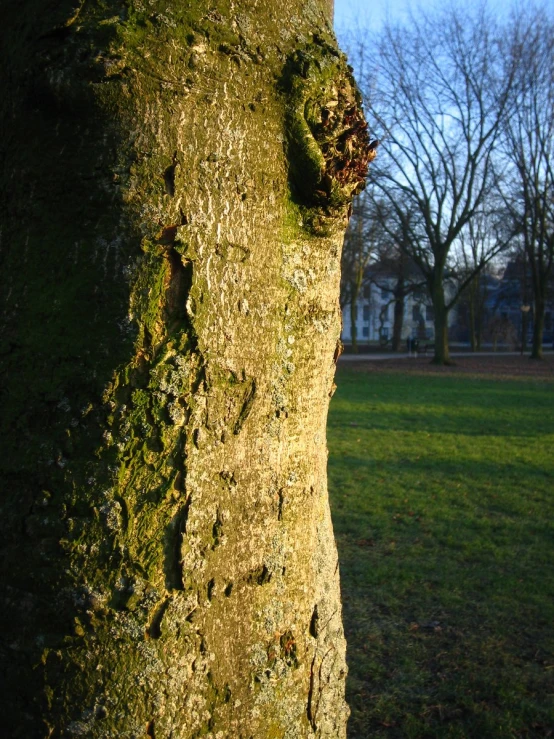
top-left (529, 257), bottom-right (547, 359)
top-left (350, 290), bottom-right (359, 353)
top-left (0, 2), bottom-right (369, 736)
top-left (391, 287), bottom-right (405, 352)
top-left (531, 299), bottom-right (545, 359)
top-left (430, 279), bottom-right (452, 364)
top-left (475, 283), bottom-right (480, 352)
top-left (349, 264), bottom-right (365, 353)
top-left (468, 277), bottom-right (477, 352)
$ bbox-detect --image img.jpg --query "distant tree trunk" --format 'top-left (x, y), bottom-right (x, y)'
top-left (476, 278), bottom-right (486, 351)
top-left (429, 274), bottom-right (452, 364)
top-left (501, 8), bottom-right (554, 361)
top-left (467, 274), bottom-right (486, 352)
top-left (522, 310), bottom-right (530, 354)
top-left (0, 1), bottom-right (370, 736)
top-left (468, 277), bottom-right (478, 352)
top-left (349, 265), bottom-right (365, 353)
top-left (528, 253), bottom-right (550, 358)
top-left (531, 297), bottom-right (545, 359)
top-left (433, 309), bottom-right (451, 364)
top-left (350, 294), bottom-right (359, 353)
top-left (391, 274), bottom-right (405, 352)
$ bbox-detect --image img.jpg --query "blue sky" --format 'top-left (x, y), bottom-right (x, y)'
top-left (334, 0), bottom-right (412, 32)
top-left (334, 0), bottom-right (554, 33)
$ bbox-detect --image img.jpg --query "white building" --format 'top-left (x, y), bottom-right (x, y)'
top-left (341, 279), bottom-right (456, 346)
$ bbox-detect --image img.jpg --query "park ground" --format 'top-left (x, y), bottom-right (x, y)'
top-left (328, 355), bottom-right (554, 738)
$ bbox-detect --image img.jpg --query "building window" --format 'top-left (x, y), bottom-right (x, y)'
top-left (363, 284), bottom-right (371, 299)
top-left (381, 287), bottom-right (390, 300)
top-left (412, 305), bottom-right (422, 321)
top-left (426, 305), bottom-right (434, 321)
top-left (363, 304), bottom-right (370, 321)
top-left (362, 327), bottom-right (369, 337)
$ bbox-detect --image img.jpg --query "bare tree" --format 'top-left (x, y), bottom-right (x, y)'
top-left (353, 4), bottom-right (515, 363)
top-left (500, 4), bottom-right (554, 359)
top-left (364, 201), bottom-right (426, 351)
top-left (453, 210), bottom-right (510, 350)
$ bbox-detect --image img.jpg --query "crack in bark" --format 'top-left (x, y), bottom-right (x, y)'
top-left (307, 651), bottom-right (318, 732)
top-left (246, 564), bottom-right (272, 586)
top-left (277, 488), bottom-right (285, 521)
top-left (164, 247), bottom-right (193, 330)
top-left (212, 507), bottom-right (223, 548)
top-left (146, 598), bottom-right (170, 640)
top-left (233, 377), bottom-right (256, 434)
top-left (163, 153), bottom-right (177, 197)
top-left (164, 496), bottom-right (191, 591)
top-left (309, 604), bottom-right (319, 638)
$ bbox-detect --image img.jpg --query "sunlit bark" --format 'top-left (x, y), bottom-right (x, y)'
top-left (0, 1), bottom-right (369, 735)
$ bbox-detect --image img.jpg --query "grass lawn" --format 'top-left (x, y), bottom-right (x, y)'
top-left (328, 360), bottom-right (554, 738)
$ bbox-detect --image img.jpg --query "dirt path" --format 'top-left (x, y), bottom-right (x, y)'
top-left (341, 353), bottom-right (554, 381)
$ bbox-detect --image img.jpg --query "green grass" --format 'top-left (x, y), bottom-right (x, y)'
top-left (328, 367), bottom-right (554, 738)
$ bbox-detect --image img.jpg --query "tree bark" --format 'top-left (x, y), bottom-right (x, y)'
top-left (391, 294), bottom-right (404, 352)
top-left (0, 2), bottom-right (369, 736)
top-left (391, 268), bottom-right (406, 352)
top-left (468, 277), bottom-right (478, 352)
top-left (430, 278), bottom-right (452, 364)
top-left (349, 264), bottom-right (364, 353)
top-left (350, 293), bottom-right (359, 353)
top-left (528, 253), bottom-right (549, 359)
top-left (531, 298), bottom-right (545, 359)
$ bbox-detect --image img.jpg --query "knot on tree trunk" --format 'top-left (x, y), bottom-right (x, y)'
top-left (282, 36), bottom-right (374, 223)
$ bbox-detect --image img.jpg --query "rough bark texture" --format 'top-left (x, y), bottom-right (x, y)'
top-left (430, 276), bottom-right (451, 365)
top-left (427, 265), bottom-right (450, 364)
top-left (0, 1), bottom-right (369, 737)
top-left (468, 277), bottom-right (478, 353)
top-left (531, 296), bottom-right (545, 360)
top-left (349, 288), bottom-right (360, 353)
top-left (391, 270), bottom-right (406, 353)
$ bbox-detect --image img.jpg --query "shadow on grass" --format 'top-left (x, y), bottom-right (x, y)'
top-left (328, 369), bottom-right (554, 738)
